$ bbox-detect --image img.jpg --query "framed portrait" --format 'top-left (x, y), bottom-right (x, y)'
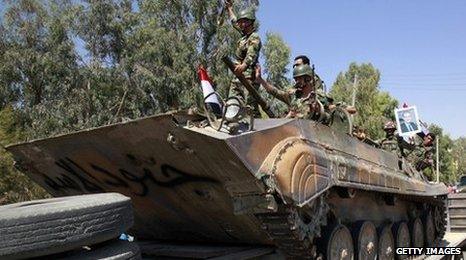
top-left (395, 106), bottom-right (422, 136)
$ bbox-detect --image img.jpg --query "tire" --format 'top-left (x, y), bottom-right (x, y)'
top-left (54, 240), bottom-right (141, 260)
top-left (0, 193), bottom-right (133, 259)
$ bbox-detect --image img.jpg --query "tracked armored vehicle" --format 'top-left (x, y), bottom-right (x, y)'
top-left (6, 110), bottom-right (448, 259)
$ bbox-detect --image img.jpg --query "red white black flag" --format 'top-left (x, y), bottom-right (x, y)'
top-left (197, 65), bottom-right (222, 115)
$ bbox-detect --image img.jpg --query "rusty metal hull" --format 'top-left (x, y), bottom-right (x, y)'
top-left (6, 112), bottom-right (447, 245)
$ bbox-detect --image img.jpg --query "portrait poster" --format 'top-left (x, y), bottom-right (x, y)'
top-left (395, 106), bottom-right (422, 136)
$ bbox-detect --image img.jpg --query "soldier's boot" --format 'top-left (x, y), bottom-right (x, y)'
top-left (230, 80), bottom-right (262, 118)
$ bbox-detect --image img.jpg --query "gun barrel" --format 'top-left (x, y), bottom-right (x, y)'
top-left (222, 56), bottom-right (275, 118)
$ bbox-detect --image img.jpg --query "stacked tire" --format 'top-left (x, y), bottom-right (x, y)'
top-left (0, 193), bottom-right (140, 260)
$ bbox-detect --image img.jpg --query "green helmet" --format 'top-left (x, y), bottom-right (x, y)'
top-left (237, 9), bottom-right (256, 21)
top-left (293, 64), bottom-right (314, 78)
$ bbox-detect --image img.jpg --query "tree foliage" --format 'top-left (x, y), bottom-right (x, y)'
top-left (0, 106), bottom-right (49, 205)
top-left (452, 137), bottom-right (466, 180)
top-left (330, 62), bottom-right (398, 139)
top-left (262, 32), bottom-right (290, 89)
top-left (261, 32), bottom-right (290, 115)
top-left (424, 124), bottom-right (456, 183)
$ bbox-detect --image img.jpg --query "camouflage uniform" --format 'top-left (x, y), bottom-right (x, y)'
top-left (415, 146), bottom-right (434, 172)
top-left (379, 135), bottom-right (400, 154)
top-left (411, 136), bottom-right (435, 171)
top-left (229, 10), bottom-right (262, 117)
top-left (400, 135), bottom-right (435, 172)
top-left (313, 74), bottom-right (325, 92)
top-left (378, 121), bottom-right (402, 156)
top-left (266, 86), bottom-right (330, 119)
top-left (401, 135), bottom-right (422, 160)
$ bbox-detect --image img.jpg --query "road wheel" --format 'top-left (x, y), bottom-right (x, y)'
top-left (424, 212), bottom-right (436, 246)
top-left (378, 225), bottom-right (395, 260)
top-left (410, 217), bottom-right (424, 248)
top-left (325, 224), bottom-right (354, 260)
top-left (352, 221), bottom-right (377, 260)
top-left (392, 222), bottom-right (410, 260)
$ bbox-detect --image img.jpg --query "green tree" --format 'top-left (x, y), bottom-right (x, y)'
top-left (330, 62), bottom-right (398, 139)
top-left (452, 137), bottom-right (466, 180)
top-left (262, 32), bottom-right (290, 89)
top-left (261, 32), bottom-right (291, 115)
top-left (0, 106), bottom-right (49, 205)
top-left (427, 124), bottom-right (456, 183)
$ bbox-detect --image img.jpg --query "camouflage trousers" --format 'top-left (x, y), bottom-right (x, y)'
top-left (229, 79), bottom-right (261, 118)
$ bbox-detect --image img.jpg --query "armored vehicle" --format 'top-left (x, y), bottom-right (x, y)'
top-left (6, 109), bottom-right (448, 259)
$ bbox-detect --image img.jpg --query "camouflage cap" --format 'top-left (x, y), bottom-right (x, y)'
top-left (293, 64), bottom-right (314, 78)
top-left (237, 9), bottom-right (256, 21)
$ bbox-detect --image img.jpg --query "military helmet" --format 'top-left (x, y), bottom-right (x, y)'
top-left (383, 121), bottom-right (396, 130)
top-left (293, 64), bottom-right (314, 78)
top-left (237, 9), bottom-right (256, 21)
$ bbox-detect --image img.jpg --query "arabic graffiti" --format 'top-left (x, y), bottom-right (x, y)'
top-left (41, 155), bottom-right (218, 196)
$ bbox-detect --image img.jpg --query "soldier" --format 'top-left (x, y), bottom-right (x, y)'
top-left (378, 121), bottom-right (401, 154)
top-left (414, 133), bottom-right (436, 172)
top-left (293, 55), bottom-right (325, 92)
top-left (226, 2), bottom-right (262, 117)
top-left (353, 126), bottom-right (367, 141)
top-left (399, 131), bottom-right (436, 173)
top-left (292, 55), bottom-right (357, 114)
top-left (255, 63), bottom-right (333, 119)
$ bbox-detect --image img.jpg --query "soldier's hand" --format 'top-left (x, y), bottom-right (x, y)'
top-left (286, 110), bottom-right (297, 118)
top-left (225, 0), bottom-right (233, 9)
top-left (234, 63), bottom-right (247, 74)
top-left (254, 64), bottom-right (262, 82)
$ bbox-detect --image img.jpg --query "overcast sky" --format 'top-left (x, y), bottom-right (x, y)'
top-left (257, 0), bottom-right (466, 139)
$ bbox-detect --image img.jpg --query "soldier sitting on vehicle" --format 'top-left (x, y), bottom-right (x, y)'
top-left (255, 63), bottom-right (333, 120)
top-left (293, 55), bottom-right (326, 94)
top-left (377, 121), bottom-right (402, 155)
top-left (397, 130), bottom-right (437, 177)
top-left (353, 126), bottom-right (368, 141)
top-left (292, 55), bottom-right (358, 115)
top-left (413, 133), bottom-right (436, 172)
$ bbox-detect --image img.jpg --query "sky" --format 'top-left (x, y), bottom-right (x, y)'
top-left (256, 0), bottom-right (466, 139)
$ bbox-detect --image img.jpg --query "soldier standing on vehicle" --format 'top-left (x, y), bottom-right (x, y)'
top-left (226, 1), bottom-right (262, 117)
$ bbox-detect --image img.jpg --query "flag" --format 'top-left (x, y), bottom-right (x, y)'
top-left (198, 65), bottom-right (222, 115)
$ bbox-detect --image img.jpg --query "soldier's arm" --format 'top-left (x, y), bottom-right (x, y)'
top-left (255, 65), bottom-right (291, 105)
top-left (243, 33), bottom-right (261, 67)
top-left (226, 2), bottom-right (241, 32)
